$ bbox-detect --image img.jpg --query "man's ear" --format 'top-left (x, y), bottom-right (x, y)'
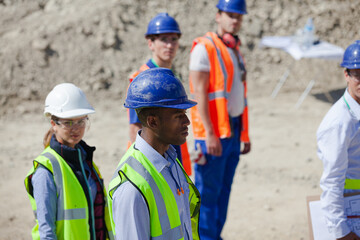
top-left (344, 69), bottom-right (349, 77)
top-left (50, 120), bottom-right (57, 133)
top-left (146, 115), bottom-right (159, 130)
top-left (215, 11), bottom-right (221, 24)
top-left (148, 38), bottom-right (154, 51)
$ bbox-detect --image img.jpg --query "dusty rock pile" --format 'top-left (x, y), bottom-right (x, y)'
top-left (0, 0), bottom-right (359, 117)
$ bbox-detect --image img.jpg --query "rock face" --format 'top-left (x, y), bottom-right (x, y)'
top-left (0, 0), bottom-right (359, 116)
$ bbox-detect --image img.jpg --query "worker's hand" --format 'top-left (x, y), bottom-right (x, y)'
top-left (206, 133), bottom-right (222, 156)
top-left (337, 232), bottom-right (360, 240)
top-left (241, 142), bottom-right (251, 154)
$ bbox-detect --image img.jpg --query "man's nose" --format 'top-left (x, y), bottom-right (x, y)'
top-left (184, 115), bottom-right (190, 126)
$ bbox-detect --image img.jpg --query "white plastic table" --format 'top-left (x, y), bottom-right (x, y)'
top-left (260, 36), bottom-right (344, 108)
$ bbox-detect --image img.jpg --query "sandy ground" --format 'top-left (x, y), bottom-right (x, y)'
top-left (0, 76), bottom-right (338, 240)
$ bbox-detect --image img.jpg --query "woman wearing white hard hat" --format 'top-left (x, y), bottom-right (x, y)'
top-left (24, 83), bottom-right (113, 240)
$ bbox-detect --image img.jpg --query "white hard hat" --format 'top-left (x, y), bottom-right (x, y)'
top-left (44, 83), bottom-right (95, 118)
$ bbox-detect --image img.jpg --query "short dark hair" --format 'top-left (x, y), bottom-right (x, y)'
top-left (136, 107), bottom-right (163, 126)
top-left (145, 34), bottom-right (158, 41)
top-left (51, 115), bottom-right (59, 122)
top-left (145, 33), bottom-right (181, 41)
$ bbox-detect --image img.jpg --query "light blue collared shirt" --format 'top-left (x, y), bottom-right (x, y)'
top-left (112, 131), bottom-right (192, 240)
top-left (318, 89), bottom-right (360, 238)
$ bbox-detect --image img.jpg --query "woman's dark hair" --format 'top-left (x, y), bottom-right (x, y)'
top-left (43, 116), bottom-right (58, 148)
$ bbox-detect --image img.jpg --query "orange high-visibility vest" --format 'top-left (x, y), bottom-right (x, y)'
top-left (189, 32), bottom-right (250, 142)
top-left (127, 61), bottom-right (193, 175)
top-left (129, 63), bottom-right (150, 83)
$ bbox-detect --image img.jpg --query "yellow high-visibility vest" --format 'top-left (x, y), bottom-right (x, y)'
top-left (108, 144), bottom-right (201, 240)
top-left (25, 147), bottom-right (113, 240)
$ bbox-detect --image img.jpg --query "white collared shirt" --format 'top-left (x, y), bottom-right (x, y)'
top-left (318, 89), bottom-right (360, 238)
top-left (112, 131), bottom-right (192, 240)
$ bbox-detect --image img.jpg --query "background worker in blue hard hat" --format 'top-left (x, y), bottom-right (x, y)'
top-left (127, 12), bottom-right (193, 176)
top-left (108, 68), bottom-right (201, 240)
top-left (318, 40), bottom-right (360, 240)
top-left (188, 0), bottom-right (251, 239)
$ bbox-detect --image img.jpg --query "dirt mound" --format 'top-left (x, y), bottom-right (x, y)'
top-left (0, 0), bottom-right (359, 117)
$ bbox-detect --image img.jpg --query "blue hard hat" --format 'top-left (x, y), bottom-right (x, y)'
top-left (341, 40), bottom-right (360, 69)
top-left (124, 68), bottom-right (197, 109)
top-left (145, 13), bottom-right (181, 36)
top-left (216, 0), bottom-right (247, 15)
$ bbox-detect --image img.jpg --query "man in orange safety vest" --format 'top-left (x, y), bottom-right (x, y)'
top-left (188, 0), bottom-right (251, 239)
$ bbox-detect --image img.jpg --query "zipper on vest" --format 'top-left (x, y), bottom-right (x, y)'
top-left (78, 148), bottom-right (96, 239)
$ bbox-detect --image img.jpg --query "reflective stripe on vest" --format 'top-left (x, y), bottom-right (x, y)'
top-left (41, 152), bottom-right (87, 221)
top-left (205, 36), bottom-right (229, 101)
top-left (112, 156), bottom-right (184, 240)
top-left (190, 91), bottom-right (228, 101)
top-left (345, 179), bottom-right (360, 190)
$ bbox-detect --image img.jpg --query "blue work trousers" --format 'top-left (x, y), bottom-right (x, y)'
top-left (194, 117), bottom-right (241, 240)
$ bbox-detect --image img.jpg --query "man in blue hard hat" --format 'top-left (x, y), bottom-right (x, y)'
top-left (188, 0), bottom-right (250, 239)
top-left (127, 13), bottom-right (193, 175)
top-left (318, 40), bottom-right (360, 240)
top-left (108, 68), bottom-right (201, 240)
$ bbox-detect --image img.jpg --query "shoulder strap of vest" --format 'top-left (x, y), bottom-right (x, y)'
top-left (129, 63), bottom-right (151, 83)
top-left (46, 150), bottom-right (88, 221)
top-left (191, 32), bottom-right (215, 51)
top-left (201, 33), bottom-right (230, 100)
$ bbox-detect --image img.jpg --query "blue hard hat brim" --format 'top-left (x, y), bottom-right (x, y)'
top-left (145, 30), bottom-right (181, 36)
top-left (217, 8), bottom-right (247, 15)
top-left (124, 99), bottom-right (197, 109)
top-left (341, 62), bottom-right (360, 69)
